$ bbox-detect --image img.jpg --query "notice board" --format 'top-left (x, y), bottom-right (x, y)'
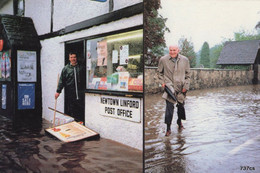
top-left (45, 121), bottom-right (99, 142)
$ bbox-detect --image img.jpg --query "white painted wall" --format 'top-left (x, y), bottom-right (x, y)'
top-left (0, 0), bottom-right (13, 15)
top-left (23, 0), bottom-right (142, 35)
top-left (53, 0), bottom-right (108, 32)
top-left (25, 0), bottom-right (52, 35)
top-left (85, 93), bottom-right (143, 150)
top-left (40, 37), bottom-right (65, 121)
top-left (113, 0), bottom-right (143, 11)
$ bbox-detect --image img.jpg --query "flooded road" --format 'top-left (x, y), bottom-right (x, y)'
top-left (145, 85), bottom-right (260, 173)
top-left (0, 116), bottom-right (142, 173)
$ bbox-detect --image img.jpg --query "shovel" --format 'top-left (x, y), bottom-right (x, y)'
top-left (53, 74), bottom-right (60, 129)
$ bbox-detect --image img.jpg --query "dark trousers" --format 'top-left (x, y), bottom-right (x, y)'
top-left (165, 100), bottom-right (182, 125)
top-left (65, 94), bottom-right (84, 121)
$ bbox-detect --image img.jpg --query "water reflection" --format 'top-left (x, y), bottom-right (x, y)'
top-left (0, 115), bottom-right (142, 172)
top-left (145, 85), bottom-right (260, 173)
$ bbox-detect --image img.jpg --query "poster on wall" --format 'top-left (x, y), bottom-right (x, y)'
top-left (97, 40), bottom-right (107, 66)
top-left (2, 84), bottom-right (6, 109)
top-left (112, 50), bottom-right (118, 64)
top-left (119, 45), bottom-right (129, 65)
top-left (18, 83), bottom-right (35, 110)
top-left (119, 72), bottom-right (129, 91)
top-left (0, 51), bottom-right (11, 80)
top-left (100, 95), bottom-right (141, 123)
top-left (0, 52), bottom-right (2, 79)
top-left (17, 50), bottom-right (37, 82)
top-left (5, 51), bottom-right (11, 79)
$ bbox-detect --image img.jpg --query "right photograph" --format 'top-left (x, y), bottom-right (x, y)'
top-left (144, 0), bottom-right (260, 172)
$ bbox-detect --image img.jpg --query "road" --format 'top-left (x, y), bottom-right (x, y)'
top-left (145, 85), bottom-right (260, 173)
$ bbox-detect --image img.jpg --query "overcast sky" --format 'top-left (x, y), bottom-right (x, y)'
top-left (159, 0), bottom-right (260, 52)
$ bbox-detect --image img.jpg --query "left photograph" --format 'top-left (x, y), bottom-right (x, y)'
top-left (0, 0), bottom-right (143, 172)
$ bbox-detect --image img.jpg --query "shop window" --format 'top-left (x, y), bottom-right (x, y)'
top-left (86, 29), bottom-right (143, 93)
top-left (0, 50), bottom-right (11, 81)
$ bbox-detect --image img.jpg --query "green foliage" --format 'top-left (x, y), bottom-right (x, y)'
top-left (144, 0), bottom-right (170, 66)
top-left (233, 30), bottom-right (260, 41)
top-left (178, 37), bottom-right (196, 68)
top-left (200, 42), bottom-right (210, 68)
top-left (210, 44), bottom-right (223, 68)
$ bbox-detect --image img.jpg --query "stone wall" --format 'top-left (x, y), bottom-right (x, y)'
top-left (145, 67), bottom-right (254, 93)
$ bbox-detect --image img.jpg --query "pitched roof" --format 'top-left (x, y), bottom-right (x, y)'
top-left (217, 39), bottom-right (260, 65)
top-left (0, 14), bottom-right (41, 50)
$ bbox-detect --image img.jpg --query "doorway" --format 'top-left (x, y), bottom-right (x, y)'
top-left (64, 40), bottom-right (85, 122)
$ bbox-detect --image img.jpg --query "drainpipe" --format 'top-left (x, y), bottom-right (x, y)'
top-left (109, 0), bottom-right (114, 12)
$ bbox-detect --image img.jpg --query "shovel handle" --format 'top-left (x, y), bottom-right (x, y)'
top-left (53, 74), bottom-right (60, 128)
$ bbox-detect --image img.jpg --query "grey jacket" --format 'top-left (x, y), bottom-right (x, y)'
top-left (157, 54), bottom-right (191, 103)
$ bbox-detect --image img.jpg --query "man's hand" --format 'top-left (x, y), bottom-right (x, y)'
top-left (55, 93), bottom-right (60, 99)
top-left (162, 83), bottom-right (166, 88)
top-left (182, 88), bottom-right (187, 93)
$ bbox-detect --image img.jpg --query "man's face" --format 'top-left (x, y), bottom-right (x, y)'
top-left (169, 46), bottom-right (179, 58)
top-left (69, 53), bottom-right (77, 66)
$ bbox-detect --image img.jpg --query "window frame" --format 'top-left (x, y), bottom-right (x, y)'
top-left (84, 25), bottom-right (144, 98)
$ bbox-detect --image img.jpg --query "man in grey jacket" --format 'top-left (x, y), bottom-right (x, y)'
top-left (157, 45), bottom-right (191, 136)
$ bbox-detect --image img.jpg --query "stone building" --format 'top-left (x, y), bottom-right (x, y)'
top-left (217, 39), bottom-right (260, 84)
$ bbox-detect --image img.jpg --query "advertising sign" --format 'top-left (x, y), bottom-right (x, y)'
top-left (97, 40), bottom-right (107, 66)
top-left (0, 51), bottom-right (11, 80)
top-left (2, 84), bottom-right (6, 109)
top-left (119, 72), bottom-right (129, 91)
top-left (120, 45), bottom-right (129, 65)
top-left (45, 121), bottom-right (99, 142)
top-left (17, 50), bottom-right (37, 82)
top-left (112, 50), bottom-right (118, 63)
top-left (100, 95), bottom-right (141, 123)
top-left (18, 83), bottom-right (35, 109)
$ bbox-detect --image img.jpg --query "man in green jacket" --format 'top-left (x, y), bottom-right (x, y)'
top-left (55, 52), bottom-right (85, 121)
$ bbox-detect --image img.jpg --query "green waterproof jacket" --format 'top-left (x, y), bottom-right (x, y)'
top-left (56, 63), bottom-right (85, 99)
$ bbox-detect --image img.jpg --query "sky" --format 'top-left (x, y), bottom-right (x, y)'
top-left (159, 0), bottom-right (260, 52)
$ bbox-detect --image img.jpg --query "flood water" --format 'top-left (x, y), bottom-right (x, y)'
top-left (0, 116), bottom-right (142, 172)
top-left (145, 85), bottom-right (260, 173)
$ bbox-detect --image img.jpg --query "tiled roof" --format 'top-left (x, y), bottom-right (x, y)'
top-left (0, 14), bottom-right (41, 49)
top-left (217, 39), bottom-right (260, 65)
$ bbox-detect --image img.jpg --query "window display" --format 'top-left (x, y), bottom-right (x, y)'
top-left (86, 29), bottom-right (143, 92)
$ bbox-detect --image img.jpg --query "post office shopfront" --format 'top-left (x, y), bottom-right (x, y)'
top-left (61, 27), bottom-right (143, 150)
top-left (77, 27), bottom-right (143, 150)
top-left (14, 1), bottom-right (144, 150)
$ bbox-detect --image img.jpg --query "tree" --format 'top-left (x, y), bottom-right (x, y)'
top-left (233, 29), bottom-right (260, 41)
top-left (178, 37), bottom-right (196, 68)
top-left (200, 42), bottom-right (210, 68)
top-left (233, 30), bottom-right (260, 41)
top-left (144, 0), bottom-right (170, 66)
top-left (210, 44), bottom-right (223, 68)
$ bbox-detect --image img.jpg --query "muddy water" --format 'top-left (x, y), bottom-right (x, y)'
top-left (145, 85), bottom-right (260, 173)
top-left (0, 117), bottom-right (142, 173)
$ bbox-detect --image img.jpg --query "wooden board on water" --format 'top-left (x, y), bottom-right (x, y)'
top-left (45, 121), bottom-right (99, 142)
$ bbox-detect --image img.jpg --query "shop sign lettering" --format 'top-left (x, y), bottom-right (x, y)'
top-left (100, 95), bottom-right (141, 123)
